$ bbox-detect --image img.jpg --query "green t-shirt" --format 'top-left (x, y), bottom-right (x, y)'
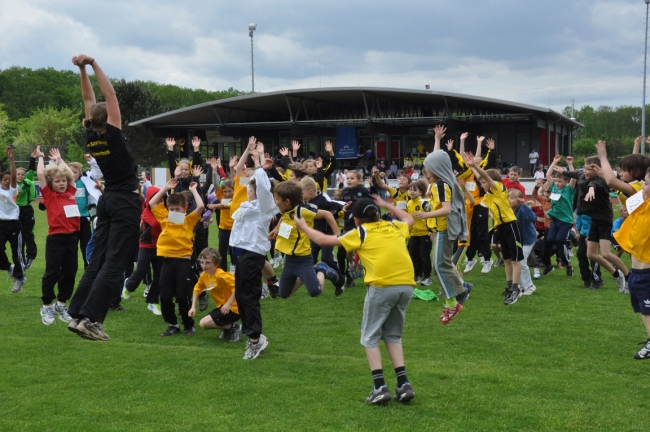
top-left (547, 183), bottom-right (575, 224)
top-left (16, 170), bottom-right (37, 207)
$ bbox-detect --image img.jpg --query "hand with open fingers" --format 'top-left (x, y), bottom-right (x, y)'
top-left (595, 140), bottom-right (607, 156)
top-left (256, 142), bottom-right (265, 156)
top-left (164, 178), bottom-right (179, 191)
top-left (460, 132), bottom-right (469, 141)
top-left (552, 166), bottom-right (563, 173)
top-left (325, 140), bottom-right (333, 153)
top-left (192, 136), bottom-right (201, 151)
top-left (220, 304), bottom-right (231, 315)
top-left (49, 148), bottom-right (61, 162)
top-left (413, 212), bottom-right (427, 220)
top-left (229, 155), bottom-right (238, 168)
top-left (279, 147), bottom-right (289, 156)
top-left (433, 125), bottom-right (447, 140)
top-left (247, 136), bottom-right (258, 151)
top-left (192, 165), bottom-right (203, 177)
top-left (462, 152), bottom-right (477, 167)
top-left (207, 158), bottom-right (217, 170)
top-left (486, 138), bottom-right (495, 150)
top-left (446, 139), bottom-right (454, 151)
top-left (584, 187), bottom-right (595, 201)
top-left (291, 140), bottom-right (301, 151)
top-left (166, 137), bottom-right (176, 151)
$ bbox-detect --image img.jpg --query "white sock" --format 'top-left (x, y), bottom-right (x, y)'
top-left (57, 301), bottom-right (65, 307)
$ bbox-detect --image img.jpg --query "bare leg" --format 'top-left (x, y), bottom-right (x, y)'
top-left (262, 260), bottom-right (275, 279)
top-left (587, 240), bottom-right (615, 274)
top-left (642, 315), bottom-right (650, 337)
top-left (385, 342), bottom-right (405, 369)
top-left (599, 239), bottom-right (629, 275)
top-left (199, 315), bottom-right (232, 330)
top-left (365, 346), bottom-right (383, 370)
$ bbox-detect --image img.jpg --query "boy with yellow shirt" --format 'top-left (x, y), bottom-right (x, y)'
top-left (295, 196), bottom-right (416, 404)
top-left (463, 152), bottom-right (524, 306)
top-left (189, 248), bottom-right (242, 342)
top-left (272, 181), bottom-right (340, 298)
top-left (373, 171), bottom-right (412, 209)
top-left (149, 178), bottom-right (204, 337)
top-left (614, 169), bottom-right (650, 359)
top-left (406, 180), bottom-right (433, 286)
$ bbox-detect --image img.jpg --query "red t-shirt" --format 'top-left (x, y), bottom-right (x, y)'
top-left (502, 178), bottom-right (526, 196)
top-left (41, 184), bottom-right (81, 235)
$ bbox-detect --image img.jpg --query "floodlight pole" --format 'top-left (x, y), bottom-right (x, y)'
top-left (641, 0), bottom-right (650, 154)
top-left (249, 23), bottom-right (257, 93)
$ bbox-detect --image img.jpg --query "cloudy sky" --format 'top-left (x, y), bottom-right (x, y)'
top-left (0, 0), bottom-right (648, 110)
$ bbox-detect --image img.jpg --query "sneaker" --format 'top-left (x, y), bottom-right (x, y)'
top-left (260, 285), bottom-right (270, 299)
top-left (566, 266), bottom-right (574, 277)
top-left (365, 385), bottom-right (392, 404)
top-left (334, 279), bottom-right (345, 297)
top-left (185, 326), bottom-right (196, 336)
top-left (53, 303), bottom-right (72, 322)
top-left (615, 273), bottom-right (627, 293)
top-left (414, 275), bottom-right (423, 284)
top-left (67, 318), bottom-right (93, 340)
top-left (40, 305), bottom-right (55, 325)
top-left (503, 288), bottom-right (522, 305)
top-left (345, 271), bottom-right (355, 288)
top-left (199, 294), bottom-right (209, 311)
top-left (464, 258), bottom-right (477, 273)
top-left (494, 258), bottom-right (504, 267)
top-left (591, 279), bottom-right (605, 290)
top-left (634, 339), bottom-right (650, 360)
top-left (439, 303), bottom-right (464, 325)
top-left (583, 280), bottom-right (592, 288)
top-left (395, 383), bottom-right (416, 402)
top-left (24, 258), bottom-right (34, 270)
top-left (243, 334), bottom-right (269, 360)
top-left (481, 258), bottom-right (494, 274)
top-left (76, 317), bottom-right (110, 341)
top-left (420, 277), bottom-right (432, 287)
top-left (269, 282), bottom-right (279, 298)
top-left (143, 283), bottom-right (151, 298)
top-left (523, 285), bottom-right (536, 296)
top-left (624, 282), bottom-right (630, 295)
top-left (11, 277), bottom-right (26, 293)
top-left (533, 268), bottom-right (541, 280)
top-left (109, 304), bottom-right (127, 311)
top-left (147, 303), bottom-right (162, 315)
top-left (161, 325), bottom-right (181, 337)
top-left (121, 285), bottom-right (130, 300)
top-left (542, 265), bottom-right (554, 276)
top-left (315, 262), bottom-right (339, 284)
top-left (229, 323), bottom-right (243, 343)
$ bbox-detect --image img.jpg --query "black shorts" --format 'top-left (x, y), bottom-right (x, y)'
top-left (208, 308), bottom-right (240, 326)
top-left (629, 268), bottom-right (650, 315)
top-left (494, 221), bottom-right (523, 262)
top-left (587, 219), bottom-right (612, 242)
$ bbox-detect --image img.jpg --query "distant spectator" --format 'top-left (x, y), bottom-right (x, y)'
top-left (528, 148), bottom-right (539, 174)
top-left (390, 160), bottom-right (398, 174)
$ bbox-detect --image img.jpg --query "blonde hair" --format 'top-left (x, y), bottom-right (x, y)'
top-left (508, 189), bottom-right (524, 199)
top-left (485, 169), bottom-right (503, 183)
top-left (68, 162), bottom-right (83, 173)
top-left (300, 176), bottom-right (317, 192)
top-left (44, 163), bottom-right (74, 188)
top-left (83, 102), bottom-right (108, 131)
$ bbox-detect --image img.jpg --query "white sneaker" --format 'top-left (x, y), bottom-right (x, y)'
top-left (53, 303), bottom-right (72, 322)
top-left (243, 334), bottom-right (269, 360)
top-left (481, 258), bottom-right (494, 274)
top-left (121, 282), bottom-right (130, 300)
top-left (420, 277), bottom-right (433, 287)
top-left (143, 283), bottom-right (151, 298)
top-left (147, 303), bottom-right (162, 316)
top-left (12, 277), bottom-right (26, 293)
top-left (230, 265), bottom-right (236, 274)
top-left (523, 285), bottom-right (537, 296)
top-left (615, 273), bottom-right (627, 293)
top-left (260, 286), bottom-right (270, 299)
top-left (464, 258), bottom-right (477, 273)
top-left (414, 275), bottom-right (422, 284)
top-left (533, 268), bottom-right (541, 280)
top-left (41, 305), bottom-right (55, 325)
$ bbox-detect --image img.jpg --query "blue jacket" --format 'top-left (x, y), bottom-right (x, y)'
top-left (515, 204), bottom-right (537, 246)
top-left (575, 214), bottom-right (592, 237)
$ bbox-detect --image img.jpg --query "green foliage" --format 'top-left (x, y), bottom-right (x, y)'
top-left (11, 106), bottom-right (80, 155)
top-left (141, 82), bottom-right (246, 111)
top-left (65, 142), bottom-right (88, 165)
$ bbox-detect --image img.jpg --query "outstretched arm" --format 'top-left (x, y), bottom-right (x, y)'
top-left (594, 140), bottom-right (638, 196)
top-left (35, 146), bottom-right (46, 187)
top-left (73, 55), bottom-right (120, 129)
top-left (433, 125), bottom-right (446, 151)
top-left (149, 178), bottom-right (178, 208)
top-left (7, 147), bottom-right (16, 188)
top-left (462, 152), bottom-right (496, 191)
top-left (542, 155), bottom-right (562, 192)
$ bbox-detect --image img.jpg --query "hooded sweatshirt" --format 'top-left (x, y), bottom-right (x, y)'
top-left (140, 186), bottom-right (162, 249)
top-left (423, 150), bottom-right (468, 242)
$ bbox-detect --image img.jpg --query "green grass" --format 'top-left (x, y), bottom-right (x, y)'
top-left (1, 203), bottom-right (648, 431)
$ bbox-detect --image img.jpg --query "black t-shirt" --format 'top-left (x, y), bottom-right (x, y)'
top-left (86, 124), bottom-right (139, 193)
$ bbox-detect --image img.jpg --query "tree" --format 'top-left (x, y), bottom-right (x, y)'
top-left (11, 106), bottom-right (80, 157)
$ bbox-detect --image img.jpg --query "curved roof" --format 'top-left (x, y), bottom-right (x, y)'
top-left (130, 86), bottom-right (583, 130)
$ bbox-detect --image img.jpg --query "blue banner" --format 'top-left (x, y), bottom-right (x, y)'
top-left (336, 126), bottom-right (358, 159)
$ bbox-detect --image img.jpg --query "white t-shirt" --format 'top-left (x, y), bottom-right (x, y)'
top-left (529, 152), bottom-right (539, 164)
top-left (533, 170), bottom-right (545, 180)
top-left (0, 186), bottom-right (19, 220)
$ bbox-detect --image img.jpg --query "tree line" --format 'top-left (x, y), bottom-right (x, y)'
top-left (0, 66), bottom-right (246, 167)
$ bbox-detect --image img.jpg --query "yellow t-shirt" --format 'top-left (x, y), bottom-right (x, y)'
top-left (194, 269), bottom-right (239, 314)
top-left (338, 220), bottom-right (415, 288)
top-left (614, 198), bottom-right (650, 264)
top-left (407, 197), bottom-right (431, 236)
top-left (152, 203), bottom-right (200, 258)
top-left (389, 187), bottom-right (411, 209)
top-left (426, 181), bottom-right (452, 232)
top-left (276, 204), bottom-right (317, 256)
top-left (230, 176), bottom-right (249, 215)
top-left (617, 180), bottom-right (644, 208)
top-left (216, 188), bottom-right (234, 230)
top-left (482, 181), bottom-right (517, 228)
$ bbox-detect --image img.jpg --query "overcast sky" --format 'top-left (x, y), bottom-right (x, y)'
top-left (1, 0), bottom-right (649, 111)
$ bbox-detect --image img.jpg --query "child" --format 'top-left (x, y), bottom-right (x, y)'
top-left (502, 166), bottom-right (526, 196)
top-left (575, 213), bottom-right (603, 289)
top-left (208, 178), bottom-right (236, 272)
top-left (611, 209), bottom-right (628, 258)
top-left (509, 190), bottom-right (537, 295)
top-left (273, 181), bottom-right (340, 298)
top-left (420, 150), bottom-right (470, 321)
top-left (1, 147), bottom-right (27, 293)
top-left (340, 170), bottom-right (373, 286)
top-left (613, 169), bottom-right (650, 359)
top-left (463, 152), bottom-right (524, 305)
top-left (373, 170), bottom-right (412, 209)
top-left (539, 155), bottom-right (576, 277)
top-left (149, 178), bottom-right (204, 337)
top-left (406, 180), bottom-right (433, 286)
top-left (36, 147), bottom-right (79, 325)
top-left (188, 247), bottom-right (242, 342)
top-left (15, 149), bottom-right (38, 269)
top-left (294, 196), bottom-right (416, 404)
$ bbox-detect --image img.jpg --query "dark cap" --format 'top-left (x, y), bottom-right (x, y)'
top-left (352, 198), bottom-right (379, 219)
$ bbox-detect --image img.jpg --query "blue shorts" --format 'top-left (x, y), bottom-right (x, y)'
top-left (628, 268), bottom-right (650, 315)
top-left (279, 255), bottom-right (321, 298)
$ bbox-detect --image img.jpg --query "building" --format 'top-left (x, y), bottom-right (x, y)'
top-left (130, 87), bottom-right (583, 174)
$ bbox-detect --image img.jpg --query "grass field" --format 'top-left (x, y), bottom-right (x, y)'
top-left (1, 203), bottom-right (648, 431)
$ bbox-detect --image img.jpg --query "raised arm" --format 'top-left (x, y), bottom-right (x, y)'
top-left (149, 178), bottom-right (177, 209)
top-left (433, 125), bottom-right (446, 151)
top-left (462, 152), bottom-right (496, 191)
top-left (633, 136), bottom-right (642, 154)
top-left (7, 147), bottom-right (16, 188)
top-left (565, 156), bottom-right (577, 189)
top-left (189, 182), bottom-right (205, 218)
top-left (35, 146), bottom-right (46, 186)
top-left (459, 132), bottom-right (469, 154)
top-left (594, 140), bottom-right (637, 196)
top-left (543, 155), bottom-right (562, 192)
top-left (372, 167), bottom-right (390, 191)
top-left (475, 136), bottom-right (486, 159)
top-left (235, 137), bottom-right (256, 177)
top-left (73, 55), bottom-right (120, 129)
top-left (74, 57), bottom-right (96, 119)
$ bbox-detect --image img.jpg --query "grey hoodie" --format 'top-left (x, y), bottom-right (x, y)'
top-left (423, 150), bottom-right (468, 242)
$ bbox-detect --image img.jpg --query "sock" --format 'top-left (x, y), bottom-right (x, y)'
top-left (267, 275), bottom-right (278, 286)
top-left (507, 280), bottom-right (512, 290)
top-left (372, 369), bottom-right (385, 389)
top-left (613, 269), bottom-right (621, 278)
top-left (445, 297), bottom-right (457, 308)
top-left (512, 283), bottom-right (519, 292)
top-left (395, 366), bottom-right (408, 387)
top-left (57, 301), bottom-right (65, 307)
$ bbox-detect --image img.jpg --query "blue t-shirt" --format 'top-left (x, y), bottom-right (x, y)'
top-left (515, 204), bottom-right (537, 246)
top-left (612, 217), bottom-right (625, 236)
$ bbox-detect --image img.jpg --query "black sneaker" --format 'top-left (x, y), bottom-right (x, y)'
top-left (268, 282), bottom-right (279, 298)
top-left (395, 383), bottom-right (415, 402)
top-left (566, 266), bottom-right (573, 277)
top-left (334, 282), bottom-right (345, 297)
top-left (583, 280), bottom-right (592, 288)
top-left (228, 323), bottom-right (243, 343)
top-left (542, 265), bottom-right (554, 276)
top-left (591, 279), bottom-right (605, 290)
top-left (345, 272), bottom-right (355, 288)
top-left (503, 288), bottom-right (521, 305)
top-left (161, 325), bottom-right (181, 337)
top-left (185, 326), bottom-right (196, 336)
top-left (198, 294), bottom-right (209, 312)
top-left (315, 262), bottom-right (339, 284)
top-left (365, 385), bottom-right (392, 404)
top-left (634, 339), bottom-right (650, 360)
top-left (109, 304), bottom-right (127, 311)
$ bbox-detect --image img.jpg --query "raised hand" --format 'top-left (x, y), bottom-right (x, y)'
top-left (477, 136), bottom-right (485, 145)
top-left (595, 140), bottom-right (607, 156)
top-left (486, 138), bottom-right (495, 150)
top-left (166, 137), bottom-right (176, 151)
top-left (566, 156), bottom-right (574, 166)
top-left (216, 157), bottom-right (221, 169)
top-left (460, 132), bottom-right (469, 141)
top-left (256, 142), bottom-right (265, 156)
top-left (553, 154), bottom-right (562, 163)
top-left (461, 151), bottom-right (477, 167)
top-left (192, 165), bottom-right (203, 177)
top-left (31, 148), bottom-right (39, 158)
top-left (552, 166), bottom-right (563, 173)
top-left (49, 148), bottom-right (61, 162)
top-left (247, 136), bottom-right (258, 152)
top-left (279, 147), bottom-right (289, 157)
top-left (84, 154), bottom-right (93, 161)
top-left (6, 146), bottom-right (14, 160)
top-left (535, 178), bottom-right (544, 187)
top-left (164, 178), bottom-right (179, 191)
top-left (207, 157), bottom-right (218, 170)
top-left (36, 145), bottom-right (44, 158)
top-left (229, 155), bottom-right (238, 168)
top-left (445, 139), bottom-right (454, 151)
top-left (316, 157), bottom-right (323, 169)
top-left (192, 136), bottom-right (201, 151)
top-left (325, 140), bottom-right (333, 154)
top-left (291, 140), bottom-right (301, 151)
top-left (433, 125), bottom-right (447, 140)
top-left (189, 181), bottom-right (198, 191)
top-left (75, 54), bottom-right (95, 66)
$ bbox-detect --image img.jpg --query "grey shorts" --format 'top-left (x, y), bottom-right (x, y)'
top-left (360, 285), bottom-right (413, 348)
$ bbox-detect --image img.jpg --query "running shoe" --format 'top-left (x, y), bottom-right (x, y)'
top-left (481, 258), bottom-right (494, 274)
top-left (161, 325), bottom-right (181, 337)
top-left (76, 318), bottom-right (110, 341)
top-left (464, 258), bottom-right (477, 274)
top-left (243, 334), bottom-right (268, 360)
top-left (634, 339), bottom-right (650, 360)
top-left (395, 383), bottom-right (415, 402)
top-left (147, 303), bottom-right (162, 316)
top-left (439, 303), bottom-right (463, 325)
top-left (365, 385), bottom-right (392, 405)
top-left (12, 277), bottom-right (26, 293)
top-left (53, 303), bottom-right (72, 323)
top-left (40, 305), bottom-right (55, 325)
